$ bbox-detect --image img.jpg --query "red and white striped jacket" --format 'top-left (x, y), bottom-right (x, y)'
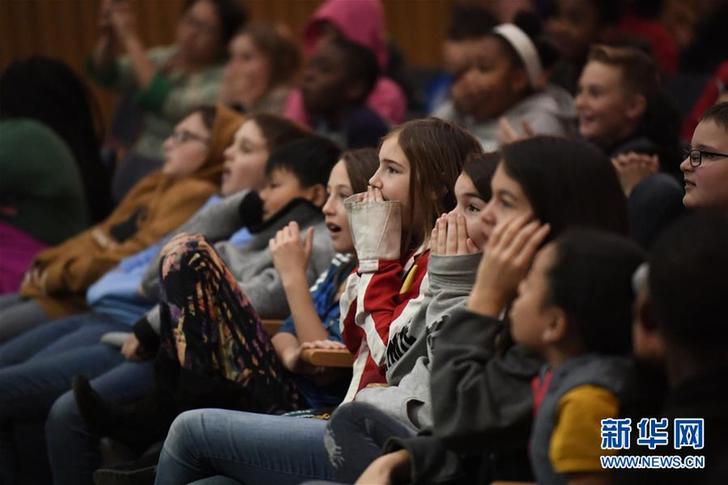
top-left (339, 248), bottom-right (431, 402)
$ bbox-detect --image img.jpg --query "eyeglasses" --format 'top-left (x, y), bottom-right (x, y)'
top-left (169, 130), bottom-right (210, 145)
top-left (683, 148), bottom-right (728, 168)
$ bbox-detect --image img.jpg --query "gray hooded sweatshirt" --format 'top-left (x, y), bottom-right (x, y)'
top-left (434, 84), bottom-right (577, 152)
top-left (354, 252), bottom-right (481, 429)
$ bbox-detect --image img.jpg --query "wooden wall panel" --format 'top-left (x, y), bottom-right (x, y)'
top-left (1, 0), bottom-right (455, 125)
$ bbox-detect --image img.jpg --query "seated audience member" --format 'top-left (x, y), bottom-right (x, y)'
top-left (681, 102), bottom-right (728, 213)
top-left (0, 57), bottom-right (112, 224)
top-left (433, 13), bottom-right (577, 151)
top-left (426, 5), bottom-right (497, 114)
top-left (0, 105), bottom-right (236, 342)
top-left (576, 44), bottom-right (684, 246)
top-left (284, 0), bottom-right (407, 126)
top-left (0, 115), bottom-right (306, 402)
top-left (301, 37), bottom-right (389, 149)
top-left (335, 137), bottom-right (630, 484)
top-left (0, 120), bottom-right (88, 294)
top-left (619, 211), bottom-right (728, 484)
top-left (0, 104), bottom-right (241, 485)
top-left (220, 23), bottom-right (300, 115)
top-left (87, 0), bottom-right (246, 200)
top-left (72, 149), bottom-right (377, 464)
top-left (84, 114), bottom-right (308, 331)
top-left (323, 153), bottom-right (498, 482)
top-left (509, 229), bottom-right (644, 484)
top-left (545, 0), bottom-right (624, 93)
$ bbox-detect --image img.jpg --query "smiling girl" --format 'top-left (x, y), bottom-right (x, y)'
top-left (434, 13), bottom-right (576, 151)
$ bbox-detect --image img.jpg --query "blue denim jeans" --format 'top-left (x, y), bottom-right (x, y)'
top-left (325, 402), bottom-right (416, 482)
top-left (154, 409), bottom-right (335, 485)
top-left (0, 312), bottom-right (134, 484)
top-left (0, 292), bottom-right (49, 343)
top-left (46, 360), bottom-right (155, 485)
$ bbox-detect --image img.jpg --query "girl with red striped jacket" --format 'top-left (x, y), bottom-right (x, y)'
top-left (339, 118), bottom-right (483, 401)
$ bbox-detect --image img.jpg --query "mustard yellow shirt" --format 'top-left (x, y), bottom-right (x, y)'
top-left (550, 384), bottom-right (619, 474)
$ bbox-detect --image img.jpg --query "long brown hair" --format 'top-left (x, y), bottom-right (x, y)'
top-left (386, 117), bottom-right (483, 251)
top-left (341, 148), bottom-right (379, 194)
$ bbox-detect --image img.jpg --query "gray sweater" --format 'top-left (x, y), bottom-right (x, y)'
top-left (354, 252), bottom-right (481, 429)
top-left (434, 84), bottom-right (577, 152)
top-left (384, 309), bottom-right (543, 484)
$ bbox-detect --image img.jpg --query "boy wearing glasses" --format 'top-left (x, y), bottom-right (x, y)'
top-left (682, 102), bottom-right (728, 212)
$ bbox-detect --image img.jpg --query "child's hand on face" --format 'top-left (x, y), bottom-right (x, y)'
top-left (497, 117), bottom-right (535, 145)
top-left (269, 221), bottom-right (313, 281)
top-left (362, 184), bottom-right (385, 203)
top-left (611, 151), bottom-right (659, 196)
top-left (468, 213), bottom-right (550, 317)
top-left (431, 213), bottom-right (479, 256)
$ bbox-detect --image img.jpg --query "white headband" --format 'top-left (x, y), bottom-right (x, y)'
top-left (493, 23), bottom-right (543, 88)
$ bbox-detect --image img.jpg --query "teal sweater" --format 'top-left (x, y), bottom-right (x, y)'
top-left (0, 119), bottom-right (89, 244)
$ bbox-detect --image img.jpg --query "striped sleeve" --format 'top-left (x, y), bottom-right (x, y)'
top-left (340, 250), bottom-right (431, 402)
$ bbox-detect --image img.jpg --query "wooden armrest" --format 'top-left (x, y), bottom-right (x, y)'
top-left (301, 348), bottom-right (354, 368)
top-left (261, 319), bottom-right (283, 336)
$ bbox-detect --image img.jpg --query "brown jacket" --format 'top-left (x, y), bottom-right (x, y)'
top-left (20, 104), bottom-right (244, 317)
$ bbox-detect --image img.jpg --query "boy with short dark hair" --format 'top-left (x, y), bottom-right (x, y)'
top-left (258, 136), bottom-right (340, 221)
top-left (301, 37), bottom-right (389, 149)
top-left (681, 102), bottom-right (728, 213)
top-left (508, 229), bottom-right (645, 484)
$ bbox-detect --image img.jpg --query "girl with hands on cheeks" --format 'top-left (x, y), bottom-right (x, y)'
top-left (431, 212), bottom-right (479, 256)
top-left (430, 152), bottom-right (500, 257)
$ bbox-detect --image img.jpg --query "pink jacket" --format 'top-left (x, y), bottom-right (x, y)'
top-left (284, 0), bottom-right (406, 125)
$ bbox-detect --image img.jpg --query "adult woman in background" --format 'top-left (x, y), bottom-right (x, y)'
top-left (0, 105), bottom-right (238, 343)
top-left (88, 0), bottom-right (246, 199)
top-left (221, 23), bottom-right (301, 115)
